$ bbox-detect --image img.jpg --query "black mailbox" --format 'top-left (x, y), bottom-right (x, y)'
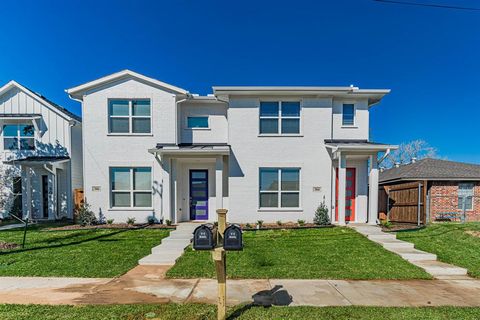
top-left (223, 224), bottom-right (243, 251)
top-left (193, 224), bottom-right (215, 250)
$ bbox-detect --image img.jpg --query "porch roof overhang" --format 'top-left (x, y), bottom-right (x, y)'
top-left (3, 155), bottom-right (70, 166)
top-left (0, 114), bottom-right (42, 120)
top-left (325, 139), bottom-right (398, 160)
top-left (148, 144), bottom-right (230, 157)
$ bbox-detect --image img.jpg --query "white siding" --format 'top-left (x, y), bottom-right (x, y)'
top-left (332, 98), bottom-right (369, 140)
top-left (179, 102), bottom-right (228, 144)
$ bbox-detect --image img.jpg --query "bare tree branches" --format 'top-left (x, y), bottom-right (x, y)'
top-left (382, 139), bottom-right (438, 169)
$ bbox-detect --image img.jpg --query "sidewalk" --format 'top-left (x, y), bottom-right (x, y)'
top-left (1, 266), bottom-right (480, 307)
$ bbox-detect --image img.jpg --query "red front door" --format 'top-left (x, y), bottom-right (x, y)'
top-left (335, 168), bottom-right (356, 222)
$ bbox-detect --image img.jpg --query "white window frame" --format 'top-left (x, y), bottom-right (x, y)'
top-left (458, 182), bottom-right (474, 211)
top-left (108, 99), bottom-right (152, 135)
top-left (185, 115), bottom-right (210, 130)
top-left (110, 167), bottom-right (152, 209)
top-left (259, 167), bottom-right (301, 209)
top-left (342, 103), bottom-right (356, 127)
top-left (3, 123), bottom-right (36, 151)
top-left (259, 100), bottom-right (301, 136)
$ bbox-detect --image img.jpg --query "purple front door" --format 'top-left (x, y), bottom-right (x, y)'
top-left (189, 170), bottom-right (209, 220)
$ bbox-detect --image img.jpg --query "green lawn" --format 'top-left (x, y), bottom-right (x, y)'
top-left (396, 222), bottom-right (480, 278)
top-left (167, 227), bottom-right (430, 279)
top-left (0, 224), bottom-right (169, 277)
top-left (0, 304), bottom-right (479, 320)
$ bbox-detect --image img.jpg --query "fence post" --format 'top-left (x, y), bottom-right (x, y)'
top-left (417, 183), bottom-right (422, 226)
top-left (426, 193), bottom-right (430, 224)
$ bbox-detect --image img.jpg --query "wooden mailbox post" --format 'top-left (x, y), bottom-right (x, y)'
top-left (212, 208), bottom-right (228, 320)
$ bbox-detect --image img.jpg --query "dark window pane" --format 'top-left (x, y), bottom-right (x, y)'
top-left (13, 177), bottom-right (22, 194)
top-left (342, 104), bottom-right (355, 125)
top-left (191, 171), bottom-right (207, 179)
top-left (134, 192), bottom-right (152, 207)
top-left (132, 100), bottom-right (150, 116)
top-left (260, 193), bottom-right (278, 207)
top-left (4, 138), bottom-right (18, 150)
top-left (132, 118), bottom-right (151, 133)
top-left (281, 192), bottom-right (299, 207)
top-left (111, 168), bottom-right (130, 190)
top-left (3, 125), bottom-right (17, 137)
top-left (260, 169), bottom-right (278, 191)
top-left (260, 102), bottom-right (279, 116)
top-left (187, 117), bottom-right (209, 128)
top-left (19, 138), bottom-right (35, 150)
top-left (281, 169), bottom-right (299, 191)
top-left (260, 119), bottom-right (278, 134)
top-left (133, 168), bottom-right (151, 190)
top-left (281, 119), bottom-right (300, 134)
top-left (112, 192), bottom-right (130, 207)
top-left (110, 118), bottom-right (129, 133)
top-left (19, 125), bottom-right (34, 137)
top-left (109, 100), bottom-right (129, 116)
top-left (282, 102), bottom-right (300, 116)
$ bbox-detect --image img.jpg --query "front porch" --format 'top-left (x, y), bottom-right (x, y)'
top-left (149, 144), bottom-right (229, 224)
top-left (326, 140), bottom-right (397, 225)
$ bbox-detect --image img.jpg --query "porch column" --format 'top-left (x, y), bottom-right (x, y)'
top-left (170, 158), bottom-right (178, 224)
top-left (216, 156), bottom-right (224, 209)
top-left (337, 153), bottom-right (346, 225)
top-left (368, 154), bottom-right (379, 225)
top-left (25, 167), bottom-right (32, 220)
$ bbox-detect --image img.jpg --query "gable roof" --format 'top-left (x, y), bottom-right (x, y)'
top-left (66, 69), bottom-right (189, 100)
top-left (379, 158), bottom-right (480, 184)
top-left (0, 80), bottom-right (81, 122)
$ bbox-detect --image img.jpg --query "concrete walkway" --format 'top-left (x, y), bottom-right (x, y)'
top-left (351, 225), bottom-right (469, 279)
top-left (138, 223), bottom-right (199, 265)
top-left (1, 267), bottom-right (480, 307)
top-left (0, 223), bottom-right (24, 231)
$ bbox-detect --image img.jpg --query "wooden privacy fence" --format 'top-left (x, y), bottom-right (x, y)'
top-left (380, 181), bottom-right (427, 225)
top-left (74, 188), bottom-right (84, 209)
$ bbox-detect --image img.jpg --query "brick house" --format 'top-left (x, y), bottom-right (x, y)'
top-left (379, 158), bottom-right (480, 222)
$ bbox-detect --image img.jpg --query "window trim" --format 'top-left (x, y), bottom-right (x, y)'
top-left (458, 182), bottom-right (474, 211)
top-left (3, 123), bottom-right (36, 151)
top-left (258, 100), bottom-right (302, 136)
top-left (108, 99), bottom-right (152, 135)
top-left (185, 115), bottom-right (210, 130)
top-left (258, 167), bottom-right (301, 209)
top-left (110, 167), bottom-right (153, 209)
top-left (342, 103), bottom-right (356, 127)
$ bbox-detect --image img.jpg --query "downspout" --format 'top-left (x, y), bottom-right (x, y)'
top-left (175, 96), bottom-right (191, 145)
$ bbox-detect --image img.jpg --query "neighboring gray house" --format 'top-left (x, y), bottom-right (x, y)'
top-left (0, 81), bottom-right (82, 220)
top-left (67, 70), bottom-right (396, 225)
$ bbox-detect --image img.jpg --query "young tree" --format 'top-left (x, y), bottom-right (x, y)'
top-left (382, 139), bottom-right (438, 169)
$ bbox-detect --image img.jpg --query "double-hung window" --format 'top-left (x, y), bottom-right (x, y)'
top-left (109, 99), bottom-right (151, 134)
top-left (110, 167), bottom-right (152, 208)
top-left (259, 168), bottom-right (300, 208)
top-left (458, 183), bottom-right (474, 210)
top-left (3, 124), bottom-right (35, 150)
top-left (259, 101), bottom-right (300, 134)
top-left (342, 104), bottom-right (355, 126)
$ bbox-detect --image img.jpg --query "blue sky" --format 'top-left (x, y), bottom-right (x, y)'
top-left (1, 0), bottom-right (479, 163)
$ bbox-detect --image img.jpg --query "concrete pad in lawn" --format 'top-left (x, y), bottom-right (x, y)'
top-left (268, 279), bottom-right (351, 306)
top-left (127, 279), bottom-right (198, 303)
top-left (330, 280), bottom-right (478, 307)
top-left (189, 279), bottom-right (271, 306)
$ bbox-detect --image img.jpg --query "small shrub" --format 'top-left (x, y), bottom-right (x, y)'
top-left (276, 220), bottom-right (282, 226)
top-left (106, 219), bottom-right (114, 225)
top-left (257, 220), bottom-right (264, 228)
top-left (297, 219), bottom-right (305, 226)
top-left (75, 202), bottom-right (97, 227)
top-left (126, 217), bottom-right (136, 225)
top-left (165, 219), bottom-right (172, 226)
top-left (147, 216), bottom-right (156, 225)
top-left (314, 201), bottom-right (330, 225)
top-left (245, 223), bottom-right (252, 229)
top-left (380, 218), bottom-right (392, 229)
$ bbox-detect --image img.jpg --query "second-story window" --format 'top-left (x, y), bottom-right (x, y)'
top-left (108, 99), bottom-right (151, 134)
top-left (342, 104), bottom-right (355, 126)
top-left (3, 124), bottom-right (35, 151)
top-left (259, 101), bottom-right (300, 135)
top-left (187, 116), bottom-right (209, 129)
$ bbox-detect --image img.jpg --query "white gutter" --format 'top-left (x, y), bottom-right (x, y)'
top-left (378, 148), bottom-right (392, 165)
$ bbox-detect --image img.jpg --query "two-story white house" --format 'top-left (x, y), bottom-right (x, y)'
top-left (67, 70), bottom-right (396, 225)
top-left (0, 81), bottom-right (82, 220)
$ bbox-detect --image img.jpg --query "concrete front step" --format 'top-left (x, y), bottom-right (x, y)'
top-left (138, 255), bottom-right (180, 266)
top-left (381, 240), bottom-right (415, 250)
top-left (400, 252), bottom-right (437, 262)
top-left (168, 232), bottom-right (194, 239)
top-left (151, 243), bottom-right (189, 253)
top-left (415, 260), bottom-right (468, 277)
top-left (367, 234), bottom-right (396, 241)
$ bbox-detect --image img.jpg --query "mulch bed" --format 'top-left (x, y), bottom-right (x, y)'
top-left (239, 222), bottom-right (333, 231)
top-left (45, 224), bottom-right (176, 231)
top-left (0, 241), bottom-right (20, 250)
top-left (381, 223), bottom-right (423, 232)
